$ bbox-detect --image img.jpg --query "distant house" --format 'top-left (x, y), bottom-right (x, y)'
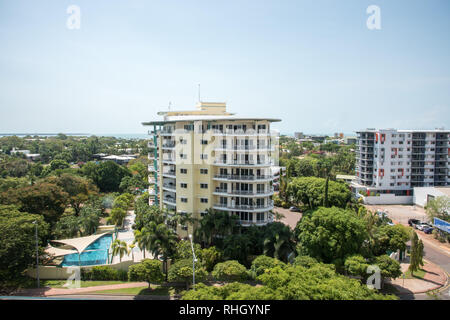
top-left (10, 147), bottom-right (30, 155)
top-left (101, 154), bottom-right (136, 165)
top-left (25, 153), bottom-right (41, 161)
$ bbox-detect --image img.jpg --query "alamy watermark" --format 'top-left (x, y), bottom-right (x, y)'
top-left (367, 5), bottom-right (381, 30)
top-left (67, 5), bottom-right (81, 30)
top-left (366, 265), bottom-right (381, 290)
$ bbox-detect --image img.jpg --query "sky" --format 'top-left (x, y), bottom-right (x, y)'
top-left (0, 0), bottom-right (449, 136)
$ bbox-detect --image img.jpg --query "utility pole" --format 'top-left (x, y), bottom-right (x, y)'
top-left (33, 220), bottom-right (39, 288)
top-left (188, 234), bottom-right (197, 290)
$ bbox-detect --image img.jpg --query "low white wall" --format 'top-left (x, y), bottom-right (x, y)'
top-left (413, 187), bottom-right (446, 207)
top-left (26, 260), bottom-right (138, 280)
top-left (363, 194), bottom-right (413, 205)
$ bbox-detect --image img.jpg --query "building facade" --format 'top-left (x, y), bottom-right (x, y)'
top-left (142, 102), bottom-right (280, 237)
top-left (352, 129), bottom-right (449, 204)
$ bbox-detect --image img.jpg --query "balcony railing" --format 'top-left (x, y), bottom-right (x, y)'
top-left (213, 201), bottom-right (274, 211)
top-left (213, 188), bottom-right (274, 196)
top-left (212, 129), bottom-right (271, 136)
top-left (213, 174), bottom-right (272, 181)
top-left (213, 160), bottom-right (273, 166)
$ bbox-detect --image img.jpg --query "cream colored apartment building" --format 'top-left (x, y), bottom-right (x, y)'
top-left (142, 102), bottom-right (280, 237)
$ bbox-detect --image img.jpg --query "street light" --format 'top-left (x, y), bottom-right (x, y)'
top-left (32, 220), bottom-right (39, 288)
top-left (188, 234), bottom-right (197, 290)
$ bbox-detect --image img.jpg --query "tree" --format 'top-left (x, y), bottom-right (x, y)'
top-left (111, 239), bottom-right (128, 263)
top-left (46, 174), bottom-right (99, 215)
top-left (425, 196), bottom-right (450, 222)
top-left (372, 224), bottom-right (411, 257)
top-left (0, 158), bottom-right (29, 178)
top-left (54, 214), bottom-right (80, 238)
top-left (222, 234), bottom-right (252, 266)
top-left (108, 207), bottom-right (127, 227)
top-left (49, 159), bottom-right (70, 171)
top-left (168, 259), bottom-right (208, 289)
top-left (17, 181), bottom-right (68, 225)
top-left (119, 174), bottom-right (148, 194)
top-left (212, 260), bottom-right (248, 282)
top-left (408, 231), bottom-right (424, 276)
top-left (128, 259), bottom-right (164, 288)
top-left (195, 209), bottom-right (238, 247)
top-left (78, 204), bottom-right (101, 235)
top-left (297, 207), bottom-right (368, 265)
top-left (94, 161), bottom-right (132, 192)
top-left (250, 255), bottom-right (286, 277)
top-left (0, 205), bottom-right (49, 281)
top-left (128, 243), bottom-right (136, 261)
top-left (262, 222), bottom-right (295, 262)
top-left (286, 177), bottom-right (351, 210)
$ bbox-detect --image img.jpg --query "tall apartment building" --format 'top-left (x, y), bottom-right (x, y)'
top-left (142, 102), bottom-right (280, 237)
top-left (352, 128), bottom-right (449, 204)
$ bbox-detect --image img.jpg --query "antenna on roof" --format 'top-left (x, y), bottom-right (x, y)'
top-left (198, 84), bottom-right (201, 102)
top-left (168, 101), bottom-right (171, 111)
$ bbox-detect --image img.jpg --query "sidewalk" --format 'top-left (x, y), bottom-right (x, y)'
top-left (14, 282), bottom-right (149, 297)
top-left (387, 260), bottom-right (448, 295)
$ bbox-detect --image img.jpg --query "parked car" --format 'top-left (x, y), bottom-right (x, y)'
top-left (408, 219), bottom-right (420, 228)
top-left (417, 223), bottom-right (432, 231)
top-left (289, 206), bottom-right (300, 212)
top-left (423, 226), bottom-right (434, 234)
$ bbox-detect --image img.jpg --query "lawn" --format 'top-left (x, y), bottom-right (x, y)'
top-left (401, 268), bottom-right (426, 279)
top-left (40, 280), bottom-right (129, 288)
top-left (90, 285), bottom-right (180, 296)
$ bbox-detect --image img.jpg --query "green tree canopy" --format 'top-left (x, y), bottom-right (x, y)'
top-left (296, 207), bottom-right (369, 265)
top-left (212, 260), bottom-right (248, 282)
top-left (128, 259), bottom-right (164, 288)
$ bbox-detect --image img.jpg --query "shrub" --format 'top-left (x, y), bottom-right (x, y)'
top-left (292, 255), bottom-right (318, 268)
top-left (212, 260), bottom-right (248, 282)
top-left (82, 266), bottom-right (120, 281)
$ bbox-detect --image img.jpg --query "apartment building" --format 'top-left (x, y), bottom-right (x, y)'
top-left (142, 102), bottom-right (280, 236)
top-left (352, 128), bottom-right (449, 204)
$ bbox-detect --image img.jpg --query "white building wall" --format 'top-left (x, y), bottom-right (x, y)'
top-left (413, 187), bottom-right (448, 207)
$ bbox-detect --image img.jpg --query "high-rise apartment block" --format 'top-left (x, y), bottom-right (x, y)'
top-left (352, 128), bottom-right (449, 204)
top-left (142, 102), bottom-right (280, 236)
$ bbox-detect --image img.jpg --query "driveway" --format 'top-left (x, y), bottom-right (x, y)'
top-left (273, 207), bottom-right (302, 229)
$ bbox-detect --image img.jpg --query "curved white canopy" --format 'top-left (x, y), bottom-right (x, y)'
top-left (51, 233), bottom-right (108, 254)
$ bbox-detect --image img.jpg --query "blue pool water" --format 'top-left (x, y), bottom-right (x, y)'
top-left (61, 234), bottom-right (113, 266)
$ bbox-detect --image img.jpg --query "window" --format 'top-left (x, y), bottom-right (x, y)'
top-left (200, 183), bottom-right (208, 189)
top-left (179, 138), bottom-right (187, 144)
top-left (180, 183), bottom-right (187, 188)
top-left (200, 154), bottom-right (208, 160)
top-left (200, 198), bottom-right (208, 203)
top-left (200, 168), bottom-right (208, 174)
top-left (180, 168), bottom-right (187, 174)
top-left (201, 140), bottom-right (208, 145)
top-left (180, 154), bottom-right (187, 159)
top-left (181, 198), bottom-right (188, 203)
top-left (184, 124), bottom-right (193, 131)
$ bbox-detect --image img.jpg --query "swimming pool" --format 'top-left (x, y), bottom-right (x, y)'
top-left (61, 234), bottom-right (113, 267)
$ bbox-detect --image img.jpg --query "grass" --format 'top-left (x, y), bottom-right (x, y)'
top-left (40, 280), bottom-right (129, 288)
top-left (89, 284), bottom-right (179, 296)
top-left (401, 268), bottom-right (426, 279)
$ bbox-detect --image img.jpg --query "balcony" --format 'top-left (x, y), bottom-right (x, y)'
top-left (162, 171), bottom-right (176, 178)
top-left (162, 142), bottom-right (175, 149)
top-left (214, 145), bottom-right (274, 152)
top-left (213, 160), bottom-right (273, 167)
top-left (163, 196), bottom-right (176, 206)
top-left (213, 187), bottom-right (274, 197)
top-left (213, 201), bottom-right (274, 212)
top-left (162, 183), bottom-right (176, 193)
top-left (162, 156), bottom-right (175, 164)
top-left (212, 129), bottom-right (271, 136)
top-left (213, 174), bottom-right (272, 182)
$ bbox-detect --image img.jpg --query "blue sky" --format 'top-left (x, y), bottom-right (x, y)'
top-left (0, 0), bottom-right (449, 135)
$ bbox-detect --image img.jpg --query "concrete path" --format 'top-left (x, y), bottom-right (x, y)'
top-left (387, 260), bottom-right (447, 295)
top-left (14, 282), bottom-right (149, 297)
top-left (112, 210), bottom-right (153, 263)
top-left (273, 206), bottom-right (302, 229)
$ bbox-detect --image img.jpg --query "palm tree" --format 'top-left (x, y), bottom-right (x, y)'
top-left (134, 228), bottom-right (151, 259)
top-left (317, 157), bottom-right (335, 207)
top-left (146, 221), bottom-right (177, 280)
top-left (128, 243), bottom-right (135, 261)
top-left (111, 239), bottom-right (128, 263)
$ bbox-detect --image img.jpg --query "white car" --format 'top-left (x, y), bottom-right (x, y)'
top-left (416, 223), bottom-right (431, 231)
